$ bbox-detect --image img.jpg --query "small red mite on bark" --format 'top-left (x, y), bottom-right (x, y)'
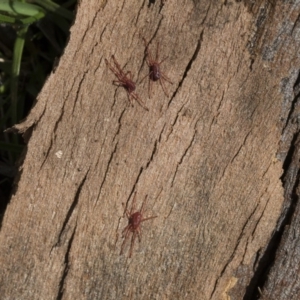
top-left (120, 192), bottom-right (157, 258)
top-left (105, 55), bottom-right (149, 111)
top-left (141, 38), bottom-right (173, 97)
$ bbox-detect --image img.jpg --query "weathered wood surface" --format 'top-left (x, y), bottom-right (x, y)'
top-left (258, 45), bottom-right (300, 300)
top-left (1, 1), bottom-right (299, 299)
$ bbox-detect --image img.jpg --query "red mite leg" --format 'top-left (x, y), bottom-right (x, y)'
top-left (141, 38), bottom-right (173, 98)
top-left (105, 55), bottom-right (149, 110)
top-left (120, 193), bottom-right (157, 257)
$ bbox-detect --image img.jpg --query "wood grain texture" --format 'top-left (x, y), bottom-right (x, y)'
top-left (1, 0), bottom-right (299, 299)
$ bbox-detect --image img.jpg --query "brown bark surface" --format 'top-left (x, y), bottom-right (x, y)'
top-left (0, 1), bottom-right (299, 299)
top-left (258, 48), bottom-right (300, 299)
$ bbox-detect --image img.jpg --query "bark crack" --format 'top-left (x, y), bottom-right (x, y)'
top-left (230, 128), bottom-right (253, 164)
top-left (145, 123), bottom-right (165, 169)
top-left (242, 201), bottom-right (267, 264)
top-left (112, 108), bottom-right (126, 144)
top-left (38, 96), bottom-right (69, 172)
top-left (38, 138), bottom-right (53, 172)
top-left (209, 202), bottom-right (259, 299)
top-left (146, 139), bottom-right (158, 169)
top-left (120, 0), bottom-right (126, 15)
top-left (243, 72), bottom-right (300, 299)
top-left (281, 71), bottom-right (300, 133)
top-left (150, 15), bottom-right (164, 42)
top-left (209, 90), bottom-right (225, 131)
top-left (71, 72), bottom-right (88, 115)
top-left (165, 101), bottom-right (188, 142)
top-left (7, 93), bottom-right (47, 135)
top-left (167, 31), bottom-right (203, 107)
top-left (39, 76), bottom-right (78, 171)
top-left (171, 123), bottom-right (198, 187)
top-left (135, 1), bottom-right (146, 25)
top-left (95, 141), bottom-right (119, 205)
top-left (124, 166), bottom-right (146, 210)
top-left (56, 223), bottom-right (77, 300)
top-left (52, 168), bottom-right (89, 249)
top-left (122, 124), bottom-right (166, 212)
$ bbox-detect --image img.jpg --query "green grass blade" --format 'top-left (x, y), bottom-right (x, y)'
top-left (32, 0), bottom-right (74, 21)
top-left (11, 25), bottom-right (28, 128)
top-left (0, 1), bottom-right (45, 17)
top-left (0, 13), bottom-right (18, 23)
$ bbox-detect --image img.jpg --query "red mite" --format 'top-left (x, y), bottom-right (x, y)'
top-left (105, 55), bottom-right (149, 110)
top-left (141, 38), bottom-right (173, 97)
top-left (120, 192), bottom-right (157, 258)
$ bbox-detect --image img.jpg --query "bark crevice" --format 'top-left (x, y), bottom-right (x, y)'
top-left (168, 31), bottom-right (203, 107)
top-left (57, 224), bottom-right (77, 300)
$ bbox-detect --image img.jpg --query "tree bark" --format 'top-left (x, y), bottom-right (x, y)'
top-left (1, 1), bottom-right (299, 299)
